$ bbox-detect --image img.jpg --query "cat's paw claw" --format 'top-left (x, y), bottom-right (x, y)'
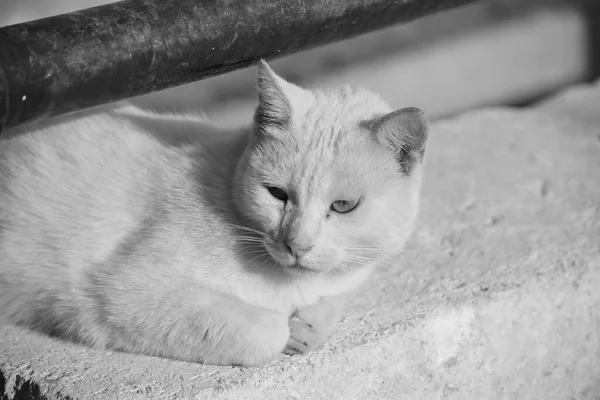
top-left (283, 295), bottom-right (347, 356)
top-left (283, 312), bottom-right (335, 356)
top-left (283, 339), bottom-right (308, 355)
top-left (283, 316), bottom-right (316, 355)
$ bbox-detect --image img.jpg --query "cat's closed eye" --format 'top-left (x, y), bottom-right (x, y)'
top-left (267, 186), bottom-right (288, 202)
top-left (330, 199), bottom-right (360, 214)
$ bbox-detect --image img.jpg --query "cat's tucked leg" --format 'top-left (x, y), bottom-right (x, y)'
top-left (284, 292), bottom-right (349, 355)
top-left (86, 265), bottom-right (289, 366)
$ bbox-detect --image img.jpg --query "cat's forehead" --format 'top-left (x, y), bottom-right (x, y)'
top-left (289, 87), bottom-right (389, 150)
top-left (301, 87), bottom-right (389, 130)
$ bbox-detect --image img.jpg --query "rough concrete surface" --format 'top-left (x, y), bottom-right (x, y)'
top-left (1, 82), bottom-right (600, 399)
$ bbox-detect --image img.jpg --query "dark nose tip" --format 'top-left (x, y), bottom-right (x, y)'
top-left (283, 238), bottom-right (313, 257)
top-left (283, 240), bottom-right (294, 255)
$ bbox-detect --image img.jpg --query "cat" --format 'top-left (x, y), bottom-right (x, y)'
top-left (0, 61), bottom-right (428, 366)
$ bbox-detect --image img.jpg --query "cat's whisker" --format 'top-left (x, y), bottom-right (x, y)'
top-left (237, 251), bottom-right (267, 259)
top-left (346, 249), bottom-right (405, 265)
top-left (246, 252), bottom-right (278, 267)
top-left (225, 223), bottom-right (268, 237)
top-left (239, 250), bottom-right (267, 260)
top-left (236, 237), bottom-right (265, 244)
top-left (342, 254), bottom-right (399, 275)
top-left (237, 248), bottom-right (270, 258)
top-left (332, 264), bottom-right (353, 274)
top-left (235, 235), bottom-right (263, 239)
top-left (235, 241), bottom-right (263, 249)
top-left (347, 245), bottom-right (386, 250)
top-left (370, 259), bottom-right (400, 271)
top-left (370, 260), bottom-right (402, 276)
top-left (245, 253), bottom-right (268, 262)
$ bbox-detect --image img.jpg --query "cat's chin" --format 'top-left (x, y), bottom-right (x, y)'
top-left (282, 263), bottom-right (321, 278)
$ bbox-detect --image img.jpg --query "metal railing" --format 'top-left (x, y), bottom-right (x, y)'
top-left (0, 0), bottom-right (476, 133)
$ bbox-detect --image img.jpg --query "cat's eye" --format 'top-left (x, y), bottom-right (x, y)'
top-left (267, 186), bottom-right (288, 202)
top-left (330, 199), bottom-right (360, 214)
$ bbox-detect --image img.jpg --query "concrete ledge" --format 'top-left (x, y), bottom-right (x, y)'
top-left (2, 82), bottom-right (600, 399)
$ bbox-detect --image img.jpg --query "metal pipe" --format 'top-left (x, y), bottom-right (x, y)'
top-left (0, 0), bottom-right (476, 133)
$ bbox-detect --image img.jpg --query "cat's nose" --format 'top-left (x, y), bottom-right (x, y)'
top-left (283, 238), bottom-right (313, 257)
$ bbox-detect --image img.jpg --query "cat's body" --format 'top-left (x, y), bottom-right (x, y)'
top-left (0, 62), bottom-right (428, 366)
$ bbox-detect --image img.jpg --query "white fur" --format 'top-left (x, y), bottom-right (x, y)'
top-left (0, 62), bottom-right (427, 366)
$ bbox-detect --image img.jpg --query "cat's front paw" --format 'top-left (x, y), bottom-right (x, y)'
top-left (283, 297), bottom-right (344, 355)
top-left (284, 315), bottom-right (323, 355)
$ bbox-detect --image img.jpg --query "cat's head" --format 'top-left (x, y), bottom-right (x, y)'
top-left (233, 61), bottom-right (428, 279)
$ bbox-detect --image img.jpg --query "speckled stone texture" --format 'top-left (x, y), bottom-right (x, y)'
top-left (1, 81), bottom-right (599, 399)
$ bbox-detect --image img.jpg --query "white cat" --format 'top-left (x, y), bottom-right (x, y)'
top-left (0, 61), bottom-right (428, 366)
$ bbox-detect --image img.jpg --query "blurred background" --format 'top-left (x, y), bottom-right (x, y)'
top-left (1, 0), bottom-right (599, 126)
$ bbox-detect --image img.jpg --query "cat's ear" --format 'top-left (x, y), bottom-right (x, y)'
top-left (372, 107), bottom-right (428, 175)
top-left (254, 60), bottom-right (312, 132)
